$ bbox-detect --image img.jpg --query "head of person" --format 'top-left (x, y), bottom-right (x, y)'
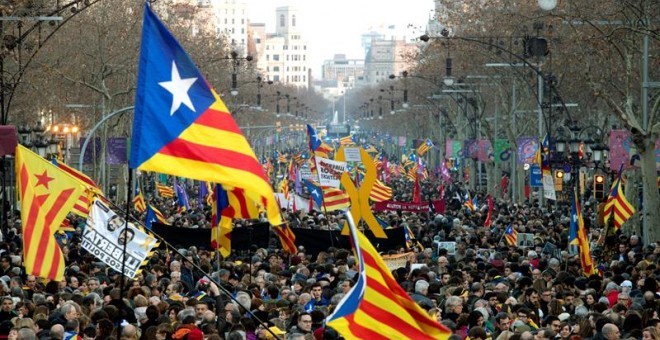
top-left (309, 283), bottom-right (323, 300)
top-left (602, 323), bottom-right (621, 340)
top-left (296, 312), bottom-right (312, 333)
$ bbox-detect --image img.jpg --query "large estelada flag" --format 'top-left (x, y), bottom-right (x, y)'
top-left (326, 213), bottom-right (451, 339)
top-left (129, 3), bottom-right (281, 227)
top-left (16, 145), bottom-right (87, 281)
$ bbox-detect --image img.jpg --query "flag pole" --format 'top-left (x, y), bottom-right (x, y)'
top-left (117, 167), bottom-right (133, 339)
top-left (103, 197), bottom-right (284, 340)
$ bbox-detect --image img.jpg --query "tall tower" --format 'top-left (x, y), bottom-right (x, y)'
top-left (275, 6), bottom-right (300, 36)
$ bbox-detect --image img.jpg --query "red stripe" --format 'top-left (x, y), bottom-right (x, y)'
top-left (19, 165), bottom-right (29, 201)
top-left (34, 189), bottom-right (74, 277)
top-left (159, 139), bottom-right (267, 182)
top-left (359, 299), bottom-right (438, 338)
top-left (232, 189), bottom-right (251, 218)
top-left (362, 250), bottom-right (444, 331)
top-left (614, 196), bottom-right (634, 215)
top-left (345, 314), bottom-right (391, 340)
top-left (24, 192), bottom-right (46, 262)
top-left (57, 162), bottom-right (98, 188)
top-left (194, 109), bottom-right (242, 134)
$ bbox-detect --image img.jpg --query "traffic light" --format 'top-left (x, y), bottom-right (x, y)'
top-left (594, 174), bottom-right (605, 200)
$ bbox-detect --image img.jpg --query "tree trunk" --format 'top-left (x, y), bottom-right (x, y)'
top-left (638, 138), bottom-right (660, 245)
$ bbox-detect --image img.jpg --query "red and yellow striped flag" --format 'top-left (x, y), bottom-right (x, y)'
top-left (129, 4), bottom-right (282, 228)
top-left (16, 145), bottom-right (87, 281)
top-left (603, 165), bottom-right (635, 230)
top-left (369, 179), bottom-right (392, 202)
top-left (326, 214), bottom-right (451, 339)
top-left (51, 159), bottom-right (102, 218)
top-left (156, 183), bottom-right (174, 198)
top-left (274, 223), bottom-right (297, 255)
top-left (211, 185), bottom-right (260, 257)
top-left (133, 192), bottom-right (147, 213)
top-left (322, 186), bottom-right (350, 211)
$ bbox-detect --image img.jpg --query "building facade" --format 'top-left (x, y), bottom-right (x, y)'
top-left (249, 6), bottom-right (311, 88)
top-left (321, 54), bottom-right (365, 89)
top-left (210, 0), bottom-right (249, 55)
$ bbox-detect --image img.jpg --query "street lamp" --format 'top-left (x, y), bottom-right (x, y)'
top-left (226, 50), bottom-right (253, 96)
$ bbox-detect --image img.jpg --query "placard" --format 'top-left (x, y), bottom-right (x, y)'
top-left (343, 148), bottom-right (362, 162)
top-left (314, 157), bottom-right (347, 188)
top-left (382, 252), bottom-right (412, 272)
top-left (437, 241), bottom-right (456, 255)
top-left (83, 199), bottom-right (158, 279)
top-left (517, 233), bottom-right (535, 248)
top-left (542, 170), bottom-right (556, 200)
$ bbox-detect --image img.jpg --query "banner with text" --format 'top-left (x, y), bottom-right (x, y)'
top-left (83, 199), bottom-right (158, 279)
top-left (314, 157), bottom-right (347, 188)
top-left (373, 200), bottom-right (445, 213)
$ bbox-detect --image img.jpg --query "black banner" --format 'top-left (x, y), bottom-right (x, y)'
top-left (151, 223), bottom-right (407, 257)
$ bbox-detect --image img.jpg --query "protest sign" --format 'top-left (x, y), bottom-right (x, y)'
top-left (437, 241), bottom-right (456, 255)
top-left (314, 157), bottom-right (347, 188)
top-left (83, 199), bottom-right (158, 279)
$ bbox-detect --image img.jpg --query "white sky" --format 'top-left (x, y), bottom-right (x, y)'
top-left (245, 0), bottom-right (435, 78)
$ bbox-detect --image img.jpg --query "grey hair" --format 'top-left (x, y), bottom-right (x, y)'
top-left (415, 280), bottom-right (430, 294)
top-left (177, 307), bottom-right (195, 322)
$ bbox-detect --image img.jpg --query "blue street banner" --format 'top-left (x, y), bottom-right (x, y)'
top-left (530, 164), bottom-right (543, 187)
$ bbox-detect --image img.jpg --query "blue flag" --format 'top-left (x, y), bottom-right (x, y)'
top-left (304, 180), bottom-right (323, 207)
top-left (145, 205), bottom-right (157, 230)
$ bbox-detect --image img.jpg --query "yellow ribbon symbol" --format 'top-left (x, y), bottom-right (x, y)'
top-left (335, 146), bottom-right (387, 238)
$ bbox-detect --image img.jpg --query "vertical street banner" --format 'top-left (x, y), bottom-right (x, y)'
top-left (517, 137), bottom-right (539, 165)
top-left (106, 137), bottom-right (128, 165)
top-left (542, 170), bottom-right (556, 200)
top-left (494, 139), bottom-right (511, 164)
top-left (82, 199), bottom-right (159, 279)
top-left (463, 139), bottom-right (478, 159)
top-left (315, 157), bottom-right (347, 188)
top-left (530, 165), bottom-right (543, 187)
top-left (477, 139), bottom-right (493, 162)
top-left (608, 130), bottom-right (632, 170)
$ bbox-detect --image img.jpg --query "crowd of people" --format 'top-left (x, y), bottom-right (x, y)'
top-left (0, 163), bottom-right (658, 340)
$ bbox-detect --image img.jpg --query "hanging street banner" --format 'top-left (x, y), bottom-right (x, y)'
top-left (314, 157), bottom-right (347, 188)
top-left (477, 139), bottom-right (493, 162)
top-left (542, 170), bottom-right (556, 200)
top-left (530, 165), bottom-right (543, 187)
top-left (494, 139), bottom-right (511, 164)
top-left (517, 137), bottom-right (539, 165)
top-left (463, 139), bottom-right (478, 159)
top-left (82, 199), bottom-right (159, 279)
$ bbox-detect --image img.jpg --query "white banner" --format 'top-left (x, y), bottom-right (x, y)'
top-left (542, 170), bottom-right (556, 200)
top-left (315, 157), bottom-right (347, 188)
top-left (83, 199), bottom-right (158, 279)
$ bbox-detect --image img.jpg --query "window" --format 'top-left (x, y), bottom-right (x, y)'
top-left (273, 75), bottom-right (280, 82)
top-left (241, 18), bottom-right (244, 24)
top-left (266, 55), bottom-right (269, 61)
top-left (266, 66), bottom-right (270, 71)
top-left (273, 54), bottom-right (280, 61)
top-left (286, 55), bottom-right (289, 61)
top-left (292, 15), bottom-right (296, 26)
top-left (273, 66), bottom-right (279, 72)
top-left (256, 38), bottom-right (261, 43)
top-left (303, 75), bottom-right (306, 82)
top-left (232, 19), bottom-right (234, 24)
top-left (224, 18), bottom-right (227, 24)
top-left (280, 14), bottom-right (285, 27)
top-left (241, 28), bottom-right (244, 33)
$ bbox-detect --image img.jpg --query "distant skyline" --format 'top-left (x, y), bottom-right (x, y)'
top-left (245, 0), bottom-right (435, 78)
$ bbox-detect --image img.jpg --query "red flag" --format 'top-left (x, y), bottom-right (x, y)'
top-left (484, 195), bottom-right (494, 227)
top-left (412, 175), bottom-right (421, 203)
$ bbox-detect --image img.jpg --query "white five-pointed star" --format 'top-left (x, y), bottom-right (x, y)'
top-left (158, 61), bottom-right (198, 116)
top-left (311, 188), bottom-right (320, 198)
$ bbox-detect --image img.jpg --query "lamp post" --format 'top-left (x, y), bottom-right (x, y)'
top-left (224, 50), bottom-right (253, 96)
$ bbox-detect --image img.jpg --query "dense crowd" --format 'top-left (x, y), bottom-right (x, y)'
top-left (0, 169), bottom-right (658, 340)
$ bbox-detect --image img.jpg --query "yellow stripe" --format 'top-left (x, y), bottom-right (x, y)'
top-left (362, 285), bottom-right (422, 331)
top-left (141, 154), bottom-right (282, 226)
top-left (179, 123), bottom-right (257, 156)
top-left (352, 308), bottom-right (410, 339)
